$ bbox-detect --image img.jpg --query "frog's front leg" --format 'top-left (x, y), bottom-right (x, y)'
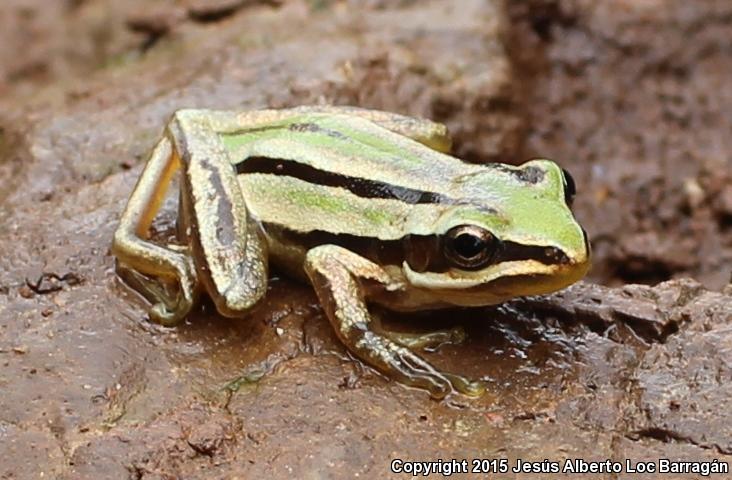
top-left (381, 325), bottom-right (466, 351)
top-left (304, 245), bottom-right (484, 399)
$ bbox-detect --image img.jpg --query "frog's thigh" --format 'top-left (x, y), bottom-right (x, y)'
top-left (171, 114), bottom-right (269, 317)
top-left (303, 245), bottom-right (483, 399)
top-left (112, 136), bottom-right (198, 325)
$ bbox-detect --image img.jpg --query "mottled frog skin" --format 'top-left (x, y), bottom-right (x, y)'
top-left (112, 106), bottom-right (590, 398)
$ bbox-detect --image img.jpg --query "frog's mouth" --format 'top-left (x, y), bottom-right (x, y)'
top-left (403, 255), bottom-right (590, 307)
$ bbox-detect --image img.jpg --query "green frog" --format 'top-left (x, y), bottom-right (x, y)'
top-left (112, 106), bottom-right (590, 399)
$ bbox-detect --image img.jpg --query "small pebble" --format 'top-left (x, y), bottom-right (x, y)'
top-left (18, 286), bottom-right (34, 299)
top-left (718, 185), bottom-right (732, 216)
top-left (683, 177), bottom-right (704, 208)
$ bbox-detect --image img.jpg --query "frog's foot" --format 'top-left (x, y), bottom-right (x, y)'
top-left (116, 257), bottom-right (197, 326)
top-left (382, 326), bottom-right (466, 351)
top-left (359, 333), bottom-right (485, 399)
top-left (304, 244), bottom-right (484, 399)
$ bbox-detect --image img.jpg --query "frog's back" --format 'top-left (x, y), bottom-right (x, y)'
top-left (224, 113), bottom-right (475, 242)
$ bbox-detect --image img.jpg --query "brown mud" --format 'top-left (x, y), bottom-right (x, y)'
top-left (0, 1), bottom-right (730, 478)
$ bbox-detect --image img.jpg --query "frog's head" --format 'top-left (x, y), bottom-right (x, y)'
top-left (403, 159), bottom-right (590, 306)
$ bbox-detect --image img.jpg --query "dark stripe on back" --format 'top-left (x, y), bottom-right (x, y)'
top-left (222, 122), bottom-right (348, 138)
top-left (236, 156), bottom-right (452, 204)
top-left (482, 164), bottom-right (545, 184)
top-left (288, 122), bottom-right (349, 140)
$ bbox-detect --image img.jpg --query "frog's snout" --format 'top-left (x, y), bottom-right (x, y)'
top-left (570, 227), bottom-right (591, 267)
top-left (562, 227), bottom-right (591, 280)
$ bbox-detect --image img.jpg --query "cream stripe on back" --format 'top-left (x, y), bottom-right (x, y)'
top-left (239, 174), bottom-right (444, 239)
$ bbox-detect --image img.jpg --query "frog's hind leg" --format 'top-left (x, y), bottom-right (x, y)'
top-left (112, 137), bottom-right (199, 325)
top-left (304, 245), bottom-right (484, 399)
top-left (169, 111), bottom-right (269, 318)
top-left (113, 112), bottom-right (269, 324)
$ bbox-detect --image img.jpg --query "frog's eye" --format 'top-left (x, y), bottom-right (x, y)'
top-left (444, 225), bottom-right (497, 270)
top-left (561, 168), bottom-right (576, 206)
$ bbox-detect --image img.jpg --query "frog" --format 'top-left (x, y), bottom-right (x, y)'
top-left (111, 106), bottom-right (590, 399)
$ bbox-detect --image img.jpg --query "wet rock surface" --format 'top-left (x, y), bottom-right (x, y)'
top-left (0, 1), bottom-right (730, 478)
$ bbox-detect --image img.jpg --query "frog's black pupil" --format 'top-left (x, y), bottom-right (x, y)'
top-left (561, 168), bottom-right (576, 203)
top-left (454, 233), bottom-right (485, 259)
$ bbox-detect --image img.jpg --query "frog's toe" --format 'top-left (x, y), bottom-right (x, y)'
top-left (387, 346), bottom-right (456, 399)
top-left (385, 325), bottom-right (467, 351)
top-left (116, 260), bottom-right (195, 326)
top-left (149, 302), bottom-right (184, 326)
top-left (148, 290), bottom-right (194, 326)
top-left (387, 345), bottom-right (485, 399)
top-left (148, 283), bottom-right (195, 326)
top-left (449, 326), bottom-right (467, 344)
top-left (444, 374), bottom-right (486, 398)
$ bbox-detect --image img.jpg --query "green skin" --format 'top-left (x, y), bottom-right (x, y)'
top-left (112, 106), bottom-right (590, 399)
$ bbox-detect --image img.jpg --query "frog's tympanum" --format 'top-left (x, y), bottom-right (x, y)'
top-left (112, 106), bottom-right (590, 398)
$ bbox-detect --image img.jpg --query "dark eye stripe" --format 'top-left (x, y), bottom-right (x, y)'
top-left (263, 219), bottom-right (572, 274)
top-left (408, 238), bottom-right (571, 273)
top-left (236, 156), bottom-right (453, 204)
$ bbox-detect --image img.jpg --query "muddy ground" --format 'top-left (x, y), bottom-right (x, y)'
top-left (0, 0), bottom-right (730, 479)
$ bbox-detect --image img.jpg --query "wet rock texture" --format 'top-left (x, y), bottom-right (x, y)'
top-left (0, 1), bottom-right (730, 478)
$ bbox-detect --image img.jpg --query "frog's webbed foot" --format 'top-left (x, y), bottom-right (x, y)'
top-left (116, 250), bottom-right (197, 326)
top-left (304, 245), bottom-right (484, 399)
